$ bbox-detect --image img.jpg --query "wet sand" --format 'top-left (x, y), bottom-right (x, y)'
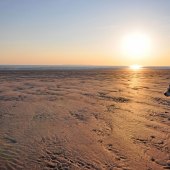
top-left (0, 69), bottom-right (169, 170)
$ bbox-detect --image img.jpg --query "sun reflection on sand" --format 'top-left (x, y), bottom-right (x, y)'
top-left (129, 76), bottom-right (140, 92)
top-left (129, 70), bottom-right (143, 90)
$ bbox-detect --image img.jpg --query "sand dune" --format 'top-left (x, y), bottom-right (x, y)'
top-left (0, 69), bottom-right (169, 170)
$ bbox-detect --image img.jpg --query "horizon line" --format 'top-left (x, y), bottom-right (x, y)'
top-left (0, 64), bottom-right (170, 67)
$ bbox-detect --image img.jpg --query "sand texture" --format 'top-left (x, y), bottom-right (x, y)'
top-left (0, 69), bottom-right (169, 170)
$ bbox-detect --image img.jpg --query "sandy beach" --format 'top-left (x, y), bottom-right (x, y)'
top-left (0, 68), bottom-right (169, 170)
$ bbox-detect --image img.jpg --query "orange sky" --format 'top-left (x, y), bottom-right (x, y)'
top-left (0, 0), bottom-right (170, 66)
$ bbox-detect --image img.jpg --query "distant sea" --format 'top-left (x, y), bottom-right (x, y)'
top-left (0, 65), bottom-right (170, 70)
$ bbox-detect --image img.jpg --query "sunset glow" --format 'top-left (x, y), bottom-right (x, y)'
top-left (129, 64), bottom-right (142, 70)
top-left (122, 32), bottom-right (151, 59)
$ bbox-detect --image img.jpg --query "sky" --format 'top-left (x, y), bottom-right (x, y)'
top-left (0, 0), bottom-right (170, 66)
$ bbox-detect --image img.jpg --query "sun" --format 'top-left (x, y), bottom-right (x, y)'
top-left (122, 32), bottom-right (151, 58)
top-left (130, 64), bottom-right (142, 70)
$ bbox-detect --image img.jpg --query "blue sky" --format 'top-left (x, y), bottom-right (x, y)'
top-left (0, 0), bottom-right (170, 65)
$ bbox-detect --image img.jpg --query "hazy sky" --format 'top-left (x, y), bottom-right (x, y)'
top-left (0, 0), bottom-right (170, 66)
